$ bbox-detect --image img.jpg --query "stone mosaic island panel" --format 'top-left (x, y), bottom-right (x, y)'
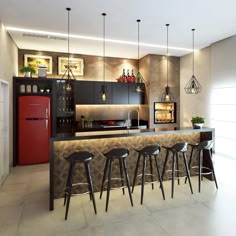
top-left (53, 132), bottom-right (200, 199)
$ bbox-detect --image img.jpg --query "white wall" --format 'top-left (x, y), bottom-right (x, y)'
top-left (180, 46), bottom-right (211, 127)
top-left (180, 35), bottom-right (236, 157)
top-left (0, 22), bottom-right (18, 165)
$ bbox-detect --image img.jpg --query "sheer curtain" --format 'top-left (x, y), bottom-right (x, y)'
top-left (210, 87), bottom-right (236, 158)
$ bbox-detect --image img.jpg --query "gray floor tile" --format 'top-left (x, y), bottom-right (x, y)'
top-left (0, 154), bottom-right (235, 236)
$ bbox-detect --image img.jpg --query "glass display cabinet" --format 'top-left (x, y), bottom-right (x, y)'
top-left (154, 102), bottom-right (176, 124)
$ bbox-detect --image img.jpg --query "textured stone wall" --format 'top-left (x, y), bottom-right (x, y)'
top-left (141, 54), bottom-right (180, 128)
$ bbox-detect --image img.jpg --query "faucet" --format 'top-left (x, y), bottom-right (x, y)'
top-left (127, 109), bottom-right (139, 129)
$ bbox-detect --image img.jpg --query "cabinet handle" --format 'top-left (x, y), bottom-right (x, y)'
top-left (46, 119), bottom-right (48, 129)
top-left (46, 108), bottom-right (48, 119)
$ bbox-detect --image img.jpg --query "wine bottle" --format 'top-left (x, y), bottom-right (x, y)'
top-left (127, 69), bottom-right (131, 82)
top-left (131, 69), bottom-right (136, 82)
top-left (122, 68), bottom-right (126, 82)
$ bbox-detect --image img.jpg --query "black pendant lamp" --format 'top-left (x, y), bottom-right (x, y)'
top-left (162, 24), bottom-right (174, 102)
top-left (184, 29), bottom-right (202, 94)
top-left (99, 13), bottom-right (110, 102)
top-left (136, 19), bottom-right (145, 93)
top-left (61, 7), bottom-right (76, 92)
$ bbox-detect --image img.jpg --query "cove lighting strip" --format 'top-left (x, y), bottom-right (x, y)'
top-left (6, 26), bottom-right (192, 52)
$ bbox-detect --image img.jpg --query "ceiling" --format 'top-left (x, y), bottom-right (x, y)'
top-left (1, 0), bottom-right (236, 58)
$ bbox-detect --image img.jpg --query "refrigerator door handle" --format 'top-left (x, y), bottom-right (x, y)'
top-left (46, 108), bottom-right (48, 119)
top-left (46, 119), bottom-right (48, 129)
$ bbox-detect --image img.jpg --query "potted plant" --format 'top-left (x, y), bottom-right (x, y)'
top-left (191, 116), bottom-right (205, 129)
top-left (84, 118), bottom-right (93, 128)
top-left (20, 66), bottom-right (36, 77)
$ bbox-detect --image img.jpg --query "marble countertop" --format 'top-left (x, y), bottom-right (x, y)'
top-left (51, 127), bottom-right (215, 142)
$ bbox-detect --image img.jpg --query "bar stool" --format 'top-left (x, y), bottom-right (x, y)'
top-left (100, 148), bottom-right (133, 212)
top-left (161, 142), bottom-right (193, 198)
top-left (185, 140), bottom-right (218, 192)
top-left (64, 151), bottom-right (97, 220)
top-left (132, 145), bottom-right (165, 204)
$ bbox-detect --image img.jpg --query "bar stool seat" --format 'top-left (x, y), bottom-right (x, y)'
top-left (100, 148), bottom-right (133, 212)
top-left (185, 140), bottom-right (218, 192)
top-left (132, 145), bottom-right (165, 204)
top-left (64, 151), bottom-right (97, 220)
top-left (161, 142), bottom-right (193, 198)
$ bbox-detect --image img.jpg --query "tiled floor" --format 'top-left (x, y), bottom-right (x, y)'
top-left (0, 154), bottom-right (235, 236)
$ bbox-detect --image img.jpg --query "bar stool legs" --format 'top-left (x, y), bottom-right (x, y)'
top-left (132, 153), bottom-right (141, 192)
top-left (186, 141), bottom-right (218, 192)
top-left (84, 162), bottom-right (97, 214)
top-left (122, 158), bottom-right (133, 206)
top-left (132, 145), bottom-right (165, 204)
top-left (162, 142), bottom-right (193, 198)
top-left (100, 148), bottom-right (133, 212)
top-left (64, 152), bottom-right (97, 220)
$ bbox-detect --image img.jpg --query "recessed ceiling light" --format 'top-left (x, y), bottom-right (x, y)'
top-left (6, 26), bottom-right (192, 53)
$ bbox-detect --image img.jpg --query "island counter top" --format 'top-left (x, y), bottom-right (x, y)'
top-left (49, 127), bottom-right (215, 210)
top-left (51, 127), bottom-right (215, 141)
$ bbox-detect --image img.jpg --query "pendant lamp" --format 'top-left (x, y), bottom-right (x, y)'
top-left (184, 29), bottom-right (202, 94)
top-left (162, 24), bottom-right (174, 102)
top-left (61, 7), bottom-right (76, 92)
top-left (99, 13), bottom-right (110, 102)
top-left (135, 19), bottom-right (145, 93)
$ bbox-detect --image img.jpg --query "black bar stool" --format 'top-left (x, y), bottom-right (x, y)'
top-left (185, 140), bottom-right (218, 192)
top-left (64, 151), bottom-right (97, 220)
top-left (100, 148), bottom-right (133, 212)
top-left (132, 145), bottom-right (165, 204)
top-left (161, 142), bottom-right (193, 198)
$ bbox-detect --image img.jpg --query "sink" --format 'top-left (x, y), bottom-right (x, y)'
top-left (102, 125), bottom-right (126, 128)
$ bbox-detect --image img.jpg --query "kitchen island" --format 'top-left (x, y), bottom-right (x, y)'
top-left (49, 127), bottom-right (215, 210)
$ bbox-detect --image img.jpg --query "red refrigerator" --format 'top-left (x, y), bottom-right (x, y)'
top-left (18, 96), bottom-right (51, 165)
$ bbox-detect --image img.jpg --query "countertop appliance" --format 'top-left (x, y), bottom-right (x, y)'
top-left (18, 96), bottom-right (51, 165)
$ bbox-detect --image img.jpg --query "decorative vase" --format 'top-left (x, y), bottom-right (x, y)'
top-left (193, 123), bottom-right (203, 129)
top-left (24, 72), bottom-right (32, 77)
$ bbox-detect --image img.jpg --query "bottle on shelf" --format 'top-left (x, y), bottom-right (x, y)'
top-left (126, 69), bottom-right (132, 83)
top-left (131, 69), bottom-right (136, 83)
top-left (122, 68), bottom-right (126, 82)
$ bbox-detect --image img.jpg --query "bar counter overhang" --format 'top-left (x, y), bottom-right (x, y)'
top-left (49, 127), bottom-right (215, 210)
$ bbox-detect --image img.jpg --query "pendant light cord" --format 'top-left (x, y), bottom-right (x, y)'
top-left (102, 13), bottom-right (106, 85)
top-left (166, 24), bottom-right (169, 87)
top-left (137, 19), bottom-right (140, 71)
top-left (66, 8), bottom-right (71, 76)
top-left (192, 28), bottom-right (195, 75)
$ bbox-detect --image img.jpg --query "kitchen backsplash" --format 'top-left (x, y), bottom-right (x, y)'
top-left (75, 105), bottom-right (149, 122)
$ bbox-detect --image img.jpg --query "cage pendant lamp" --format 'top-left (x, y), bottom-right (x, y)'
top-left (162, 24), bottom-right (174, 102)
top-left (135, 19), bottom-right (145, 93)
top-left (61, 7), bottom-right (76, 92)
top-left (185, 29), bottom-right (202, 94)
top-left (99, 13), bottom-right (110, 102)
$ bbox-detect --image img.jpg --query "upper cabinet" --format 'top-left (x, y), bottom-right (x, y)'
top-left (112, 83), bottom-right (129, 104)
top-left (17, 78), bottom-right (145, 105)
top-left (75, 81), bottom-right (144, 105)
top-left (74, 81), bottom-right (94, 104)
top-left (128, 83), bottom-right (145, 104)
top-left (94, 81), bottom-right (112, 104)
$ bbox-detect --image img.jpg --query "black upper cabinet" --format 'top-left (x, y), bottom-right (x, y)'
top-left (94, 81), bottom-right (112, 104)
top-left (112, 83), bottom-right (129, 104)
top-left (74, 81), bottom-right (94, 104)
top-left (128, 83), bottom-right (145, 104)
top-left (75, 80), bottom-right (144, 105)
